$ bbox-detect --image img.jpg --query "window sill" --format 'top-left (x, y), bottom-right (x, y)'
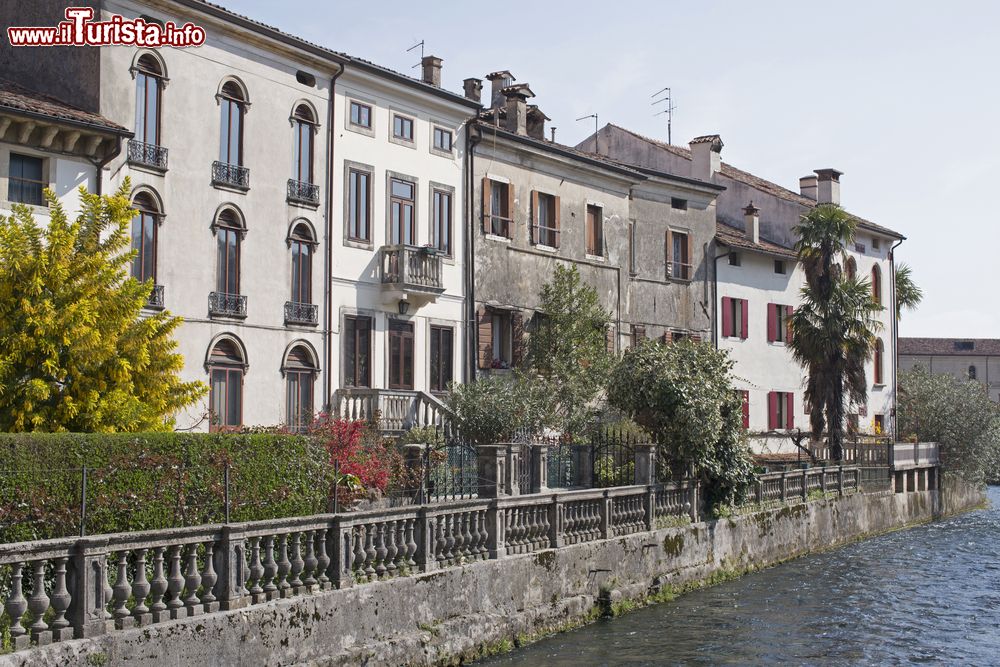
top-left (872, 383), bottom-right (886, 389)
top-left (388, 136), bottom-right (417, 150)
top-left (532, 244), bottom-right (557, 253)
top-left (430, 147), bottom-right (455, 159)
top-left (484, 233), bottom-right (512, 244)
top-left (344, 238), bottom-right (375, 251)
top-left (768, 341), bottom-right (788, 347)
top-left (346, 123), bottom-right (375, 138)
top-left (585, 253), bottom-right (606, 262)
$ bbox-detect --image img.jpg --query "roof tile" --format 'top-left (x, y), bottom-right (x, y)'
top-left (0, 79), bottom-right (128, 133)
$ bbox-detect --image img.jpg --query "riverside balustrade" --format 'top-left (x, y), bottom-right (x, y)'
top-left (750, 466), bottom-right (862, 505)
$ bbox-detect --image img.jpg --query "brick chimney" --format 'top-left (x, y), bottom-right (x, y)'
top-left (485, 70), bottom-right (515, 108)
top-left (421, 55), bottom-right (442, 87)
top-left (526, 105), bottom-right (549, 140)
top-left (463, 77), bottom-right (482, 103)
top-left (744, 201), bottom-right (760, 244)
top-left (815, 168), bottom-right (843, 205)
top-left (502, 84), bottom-right (534, 136)
top-left (689, 134), bottom-right (723, 181)
top-left (799, 175), bottom-right (818, 201)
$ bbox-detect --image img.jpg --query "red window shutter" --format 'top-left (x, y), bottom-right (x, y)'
top-left (742, 390), bottom-right (750, 429)
top-left (721, 297), bottom-right (732, 337)
top-left (768, 391), bottom-right (778, 430)
top-left (767, 303), bottom-right (777, 342)
top-left (481, 178), bottom-right (491, 233)
top-left (477, 308), bottom-right (492, 369)
top-left (740, 299), bottom-right (749, 339)
top-left (785, 392), bottom-right (795, 429)
top-left (785, 306), bottom-right (794, 343)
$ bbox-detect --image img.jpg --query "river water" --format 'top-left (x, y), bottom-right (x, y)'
top-left (478, 486), bottom-right (999, 666)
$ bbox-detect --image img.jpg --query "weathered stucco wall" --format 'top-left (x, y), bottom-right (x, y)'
top-left (4, 481), bottom-right (984, 667)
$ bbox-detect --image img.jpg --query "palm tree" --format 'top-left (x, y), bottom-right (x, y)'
top-left (789, 205), bottom-right (883, 461)
top-left (894, 263), bottom-right (923, 319)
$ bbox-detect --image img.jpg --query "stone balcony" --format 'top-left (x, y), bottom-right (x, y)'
top-left (378, 245), bottom-right (445, 303)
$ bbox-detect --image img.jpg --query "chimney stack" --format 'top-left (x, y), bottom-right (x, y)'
top-left (689, 134), bottom-right (723, 181)
top-left (463, 77), bottom-right (482, 103)
top-left (420, 55), bottom-right (443, 88)
top-left (799, 175), bottom-right (818, 201)
top-left (526, 105), bottom-right (549, 140)
top-left (743, 201), bottom-right (760, 244)
top-left (502, 84), bottom-right (534, 136)
top-left (550, 126), bottom-right (557, 142)
top-left (485, 70), bottom-right (515, 108)
top-left (814, 168), bottom-right (843, 205)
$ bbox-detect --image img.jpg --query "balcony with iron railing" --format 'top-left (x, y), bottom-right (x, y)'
top-left (145, 284), bottom-right (165, 310)
top-left (379, 244), bottom-right (445, 297)
top-left (284, 301), bottom-right (318, 326)
top-left (211, 161), bottom-right (250, 191)
top-left (287, 179), bottom-right (320, 206)
top-left (127, 140), bottom-right (168, 171)
top-left (208, 291), bottom-right (247, 318)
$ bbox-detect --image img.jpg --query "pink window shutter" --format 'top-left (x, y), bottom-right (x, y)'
top-left (785, 392), bottom-right (795, 429)
top-left (767, 303), bottom-right (777, 342)
top-left (768, 391), bottom-right (778, 430)
top-left (721, 297), bottom-right (732, 337)
top-left (740, 299), bottom-right (749, 339)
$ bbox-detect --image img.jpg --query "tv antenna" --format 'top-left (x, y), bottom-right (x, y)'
top-left (652, 87), bottom-right (676, 144)
top-left (407, 40), bottom-right (425, 69)
top-left (576, 113), bottom-right (598, 153)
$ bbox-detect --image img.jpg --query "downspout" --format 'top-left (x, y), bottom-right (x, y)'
top-left (889, 237), bottom-right (904, 440)
top-left (711, 245), bottom-right (729, 348)
top-left (324, 64), bottom-right (346, 411)
top-left (93, 133), bottom-right (126, 196)
top-left (466, 123), bottom-right (483, 383)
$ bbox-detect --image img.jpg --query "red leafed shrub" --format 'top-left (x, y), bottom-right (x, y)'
top-left (308, 414), bottom-right (400, 493)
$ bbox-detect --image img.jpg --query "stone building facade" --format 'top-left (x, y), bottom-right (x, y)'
top-left (899, 338), bottom-right (1000, 403)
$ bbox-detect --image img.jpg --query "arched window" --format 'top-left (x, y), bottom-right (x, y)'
top-left (284, 344), bottom-right (317, 432)
top-left (130, 192), bottom-right (159, 283)
top-left (292, 104), bottom-right (315, 185)
top-left (874, 339), bottom-right (884, 385)
top-left (135, 54), bottom-right (163, 146)
top-left (871, 265), bottom-right (882, 306)
top-left (845, 257), bottom-right (857, 281)
top-left (219, 81), bottom-right (246, 167)
top-left (289, 222), bottom-right (314, 305)
top-left (215, 208), bottom-right (242, 295)
top-left (969, 365), bottom-right (978, 381)
top-left (208, 337), bottom-right (245, 431)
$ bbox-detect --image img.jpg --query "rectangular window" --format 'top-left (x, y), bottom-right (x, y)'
top-left (433, 127), bottom-right (453, 152)
top-left (533, 192), bottom-right (558, 247)
top-left (721, 297), bottom-right (748, 339)
top-left (631, 324), bottom-right (646, 348)
top-left (210, 367), bottom-right (242, 431)
top-left (728, 252), bottom-right (741, 266)
top-left (216, 228), bottom-right (240, 294)
top-left (671, 231), bottom-right (691, 280)
top-left (350, 101), bottom-right (372, 129)
top-left (344, 315), bottom-right (372, 387)
top-left (491, 313), bottom-right (513, 368)
top-left (586, 204), bottom-right (603, 256)
top-left (392, 114), bottom-right (414, 141)
top-left (432, 188), bottom-right (452, 255)
top-left (671, 197), bottom-right (688, 211)
top-left (389, 178), bottom-right (416, 245)
top-left (348, 168), bottom-right (371, 242)
top-left (854, 242), bottom-right (867, 253)
top-left (774, 260), bottom-right (786, 274)
top-left (768, 391), bottom-right (795, 430)
top-left (767, 303), bottom-right (793, 343)
top-left (874, 414), bottom-right (885, 434)
top-left (8, 154), bottom-right (44, 206)
top-left (872, 237), bottom-right (881, 250)
top-left (484, 179), bottom-right (512, 238)
top-left (388, 320), bottom-right (414, 390)
top-left (286, 370), bottom-right (314, 433)
top-left (429, 325), bottom-right (454, 393)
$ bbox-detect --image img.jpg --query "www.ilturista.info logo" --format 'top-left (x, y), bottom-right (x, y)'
top-left (7, 7), bottom-right (206, 47)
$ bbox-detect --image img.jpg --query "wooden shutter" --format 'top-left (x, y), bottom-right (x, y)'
top-left (481, 177), bottom-right (491, 233)
top-left (507, 183), bottom-right (515, 238)
top-left (740, 299), bottom-right (749, 339)
top-left (721, 297), bottom-right (732, 338)
top-left (529, 190), bottom-right (538, 244)
top-left (511, 311), bottom-right (525, 367)
top-left (553, 195), bottom-right (561, 248)
top-left (785, 393), bottom-right (795, 429)
top-left (767, 303), bottom-right (777, 342)
top-left (768, 391), bottom-right (778, 430)
top-left (477, 307), bottom-right (492, 369)
top-left (741, 391), bottom-right (750, 429)
top-left (686, 233), bottom-right (693, 280)
top-left (665, 229), bottom-right (673, 278)
top-left (785, 306), bottom-right (794, 344)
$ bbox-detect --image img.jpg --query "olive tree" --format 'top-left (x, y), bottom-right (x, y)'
top-left (445, 373), bottom-right (552, 447)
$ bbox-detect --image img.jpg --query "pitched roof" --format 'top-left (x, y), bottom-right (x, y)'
top-left (715, 222), bottom-right (798, 260)
top-left (605, 124), bottom-right (904, 239)
top-left (0, 79), bottom-right (129, 134)
top-left (898, 338), bottom-right (1000, 356)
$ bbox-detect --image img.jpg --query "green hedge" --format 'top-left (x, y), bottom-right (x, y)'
top-left (0, 432), bottom-right (333, 543)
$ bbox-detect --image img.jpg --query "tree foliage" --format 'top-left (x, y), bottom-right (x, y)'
top-left (789, 204), bottom-right (881, 460)
top-left (526, 264), bottom-right (613, 436)
top-left (897, 366), bottom-right (1000, 485)
top-left (606, 339), bottom-right (755, 511)
top-left (446, 373), bottom-right (552, 447)
top-left (894, 262), bottom-right (923, 319)
top-left (0, 181), bottom-right (205, 431)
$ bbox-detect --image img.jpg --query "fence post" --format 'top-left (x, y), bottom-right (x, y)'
top-left (505, 444), bottom-right (522, 496)
top-left (819, 467), bottom-right (826, 493)
top-left (756, 479), bottom-right (764, 504)
top-left (417, 508), bottom-right (437, 572)
top-left (633, 443), bottom-right (656, 486)
top-left (216, 524), bottom-right (248, 610)
top-left (573, 444), bottom-right (594, 489)
top-left (644, 486), bottom-right (656, 531)
top-left (66, 537), bottom-right (110, 639)
top-left (780, 471), bottom-right (787, 501)
top-left (531, 444), bottom-right (548, 494)
top-left (331, 516), bottom-right (356, 586)
top-left (801, 469), bottom-right (808, 501)
top-left (476, 444), bottom-right (507, 498)
top-left (837, 465), bottom-right (844, 495)
top-left (486, 500), bottom-right (504, 559)
top-left (600, 490), bottom-right (612, 539)
top-left (549, 495), bottom-right (563, 548)
top-left (688, 482), bottom-right (698, 522)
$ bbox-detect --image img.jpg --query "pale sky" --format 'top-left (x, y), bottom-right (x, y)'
top-left (228, 0), bottom-right (999, 338)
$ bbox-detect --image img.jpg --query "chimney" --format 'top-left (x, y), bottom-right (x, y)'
top-left (420, 55), bottom-right (443, 87)
top-left (463, 77), bottom-right (482, 103)
top-left (485, 70), bottom-right (515, 108)
top-left (815, 168), bottom-right (843, 205)
top-left (689, 134), bottom-right (723, 181)
top-left (502, 84), bottom-right (534, 136)
top-left (799, 175), bottom-right (818, 201)
top-left (526, 105), bottom-right (549, 140)
top-left (743, 201), bottom-right (760, 244)
top-left (550, 126), bottom-right (557, 142)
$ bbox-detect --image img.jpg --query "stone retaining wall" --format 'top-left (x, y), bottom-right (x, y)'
top-left (2, 477), bottom-right (984, 667)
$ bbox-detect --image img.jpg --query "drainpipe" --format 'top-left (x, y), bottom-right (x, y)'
top-left (466, 123), bottom-right (482, 383)
top-left (324, 64), bottom-right (346, 411)
top-left (710, 245), bottom-right (730, 348)
top-left (93, 133), bottom-right (126, 196)
top-left (889, 237), bottom-right (904, 441)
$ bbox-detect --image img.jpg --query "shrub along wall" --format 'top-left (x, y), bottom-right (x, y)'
top-left (0, 433), bottom-right (332, 543)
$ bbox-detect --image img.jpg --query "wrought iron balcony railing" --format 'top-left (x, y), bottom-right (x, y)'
top-left (379, 244), bottom-right (445, 294)
top-left (208, 291), bottom-right (247, 318)
top-left (287, 179), bottom-right (320, 206)
top-left (284, 301), bottom-right (318, 326)
top-left (127, 140), bottom-right (168, 171)
top-left (211, 161), bottom-right (250, 190)
top-left (146, 284), bottom-right (165, 309)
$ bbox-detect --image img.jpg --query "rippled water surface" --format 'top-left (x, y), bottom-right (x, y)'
top-left (478, 487), bottom-right (1000, 666)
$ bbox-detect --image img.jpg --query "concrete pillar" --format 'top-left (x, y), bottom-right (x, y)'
top-left (476, 444), bottom-right (508, 498)
top-left (66, 540), bottom-right (110, 639)
top-left (505, 444), bottom-right (523, 495)
top-left (572, 445), bottom-right (593, 488)
top-left (403, 443), bottom-right (427, 502)
top-left (216, 524), bottom-right (249, 610)
top-left (530, 444), bottom-right (548, 494)
top-left (634, 444), bottom-right (656, 486)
